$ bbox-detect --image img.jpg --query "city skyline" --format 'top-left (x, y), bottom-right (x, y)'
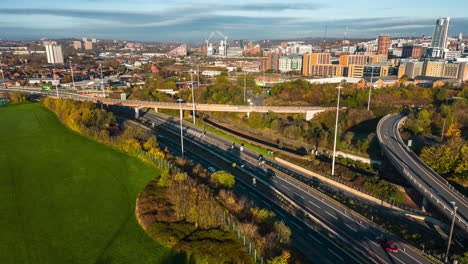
top-left (0, 0), bottom-right (467, 41)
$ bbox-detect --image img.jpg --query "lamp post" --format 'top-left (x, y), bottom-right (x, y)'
top-left (190, 69), bottom-right (196, 124)
top-left (99, 63), bottom-right (104, 97)
top-left (0, 60), bottom-right (5, 88)
top-left (69, 57), bottom-right (76, 92)
top-left (331, 83), bottom-right (343, 176)
top-left (445, 201), bottom-right (458, 263)
top-left (367, 65), bottom-right (375, 111)
top-left (177, 98), bottom-right (185, 158)
top-left (244, 62), bottom-right (247, 103)
top-left (53, 68), bottom-right (59, 99)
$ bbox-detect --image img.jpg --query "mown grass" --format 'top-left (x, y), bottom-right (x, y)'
top-left (0, 103), bottom-right (186, 264)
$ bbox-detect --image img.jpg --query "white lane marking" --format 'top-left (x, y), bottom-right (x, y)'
top-left (328, 248), bottom-right (344, 262)
top-left (250, 192), bottom-right (259, 199)
top-left (238, 185), bottom-right (246, 191)
top-left (345, 223), bottom-right (357, 232)
top-left (291, 221), bottom-right (304, 230)
top-left (325, 211), bottom-right (338, 220)
top-left (308, 200), bottom-right (321, 208)
top-left (272, 179), bottom-right (278, 184)
top-left (401, 251), bottom-right (424, 264)
top-left (294, 192), bottom-right (304, 199)
top-left (275, 210), bottom-right (285, 218)
top-left (281, 184), bottom-right (291, 191)
top-left (392, 255), bottom-right (406, 264)
top-left (364, 236), bottom-right (381, 248)
top-left (261, 200), bottom-right (271, 208)
top-left (308, 233), bottom-right (323, 245)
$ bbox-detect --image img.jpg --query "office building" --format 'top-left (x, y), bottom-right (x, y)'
top-left (402, 45), bottom-right (423, 58)
top-left (307, 64), bottom-right (343, 77)
top-left (226, 47), bottom-right (243, 57)
top-left (377, 35), bottom-right (391, 57)
top-left (167, 44), bottom-right (187, 57)
top-left (459, 63), bottom-right (468, 80)
top-left (347, 63), bottom-right (393, 78)
top-left (278, 54), bottom-right (303, 73)
top-left (84, 41), bottom-right (93, 50)
top-left (423, 61), bottom-right (445, 77)
top-left (91, 38), bottom-right (97, 43)
top-left (261, 53), bottom-right (282, 72)
top-left (73, 41), bottom-right (82, 50)
top-left (405, 62), bottom-right (424, 78)
top-left (302, 53), bottom-right (331, 75)
top-left (45, 44), bottom-right (64, 64)
top-left (442, 63), bottom-right (460, 78)
top-left (398, 63), bottom-right (407, 78)
top-left (339, 55), bottom-right (385, 67)
top-left (431, 17), bottom-right (450, 48)
top-left (444, 50), bottom-right (461, 60)
top-left (82, 37), bottom-right (88, 42)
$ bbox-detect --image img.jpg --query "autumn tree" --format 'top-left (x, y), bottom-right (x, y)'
top-left (211, 171), bottom-right (235, 188)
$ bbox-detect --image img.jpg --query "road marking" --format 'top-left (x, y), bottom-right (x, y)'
top-left (272, 179), bottom-right (278, 183)
top-left (401, 251), bottom-right (424, 264)
top-left (281, 184), bottom-right (291, 191)
top-left (250, 192), bottom-right (259, 199)
top-left (392, 255), bottom-right (406, 264)
top-left (294, 192), bottom-right (304, 199)
top-left (291, 221), bottom-right (304, 230)
top-left (327, 248), bottom-right (344, 262)
top-left (274, 210), bottom-right (285, 218)
top-left (308, 200), bottom-right (321, 208)
top-left (325, 211), bottom-right (338, 219)
top-left (364, 236), bottom-right (380, 247)
top-left (308, 233), bottom-right (323, 244)
top-left (237, 185), bottom-right (246, 191)
top-left (261, 200), bottom-right (271, 208)
top-left (345, 223), bottom-right (357, 232)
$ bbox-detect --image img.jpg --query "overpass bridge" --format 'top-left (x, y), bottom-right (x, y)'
top-left (377, 114), bottom-right (468, 233)
top-left (2, 87), bottom-right (332, 120)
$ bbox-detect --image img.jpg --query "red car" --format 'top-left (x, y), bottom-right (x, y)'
top-left (376, 237), bottom-right (399, 252)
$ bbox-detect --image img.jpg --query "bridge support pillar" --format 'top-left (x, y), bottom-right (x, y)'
top-left (154, 107), bottom-right (158, 113)
top-left (134, 107), bottom-right (139, 119)
top-left (304, 110), bottom-right (321, 121)
top-left (422, 197), bottom-right (428, 212)
top-left (246, 112), bottom-right (250, 119)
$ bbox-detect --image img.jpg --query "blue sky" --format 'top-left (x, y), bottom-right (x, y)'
top-left (0, 0), bottom-right (467, 41)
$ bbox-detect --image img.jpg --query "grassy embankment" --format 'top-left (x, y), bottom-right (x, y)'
top-left (0, 103), bottom-right (185, 264)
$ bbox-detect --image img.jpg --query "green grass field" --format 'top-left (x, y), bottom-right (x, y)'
top-left (0, 104), bottom-right (185, 264)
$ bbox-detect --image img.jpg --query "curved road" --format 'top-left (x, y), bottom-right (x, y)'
top-left (377, 114), bottom-right (468, 232)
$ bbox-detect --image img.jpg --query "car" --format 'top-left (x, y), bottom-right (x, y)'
top-left (156, 134), bottom-right (165, 139)
top-left (207, 166), bottom-right (217, 173)
top-left (376, 236), bottom-right (399, 252)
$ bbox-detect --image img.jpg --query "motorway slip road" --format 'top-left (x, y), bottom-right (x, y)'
top-left (378, 114), bottom-right (468, 232)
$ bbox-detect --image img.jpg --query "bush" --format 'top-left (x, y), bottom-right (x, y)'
top-left (211, 171), bottom-right (235, 188)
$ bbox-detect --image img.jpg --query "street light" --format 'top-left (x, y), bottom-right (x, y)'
top-left (244, 62), bottom-right (247, 103)
top-left (331, 83), bottom-right (344, 176)
top-left (177, 98), bottom-right (185, 158)
top-left (0, 60), bottom-right (6, 88)
top-left (445, 201), bottom-right (458, 263)
top-left (53, 67), bottom-right (59, 99)
top-left (69, 57), bottom-right (76, 92)
top-left (367, 65), bottom-right (375, 111)
top-left (99, 63), bottom-right (104, 97)
top-left (190, 69), bottom-right (196, 125)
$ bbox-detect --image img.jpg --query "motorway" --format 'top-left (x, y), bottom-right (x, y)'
top-left (377, 114), bottom-right (468, 232)
top-left (138, 110), bottom-right (433, 264)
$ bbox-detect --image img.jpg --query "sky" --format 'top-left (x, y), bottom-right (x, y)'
top-left (0, 0), bottom-right (467, 42)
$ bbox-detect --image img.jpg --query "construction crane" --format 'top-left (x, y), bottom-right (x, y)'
top-left (216, 31), bottom-right (228, 56)
top-left (205, 32), bottom-right (215, 56)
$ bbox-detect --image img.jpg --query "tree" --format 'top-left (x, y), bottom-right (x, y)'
top-left (174, 172), bottom-right (188, 181)
top-left (143, 135), bottom-right (158, 150)
top-left (444, 123), bottom-right (461, 137)
top-left (274, 221), bottom-right (291, 244)
top-left (211, 171), bottom-right (235, 188)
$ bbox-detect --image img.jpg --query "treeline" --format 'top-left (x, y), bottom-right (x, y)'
top-left (420, 138), bottom-right (467, 185)
top-left (139, 154), bottom-right (297, 264)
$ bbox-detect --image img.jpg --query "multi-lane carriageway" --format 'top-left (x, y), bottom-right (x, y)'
top-left (136, 110), bottom-right (433, 264)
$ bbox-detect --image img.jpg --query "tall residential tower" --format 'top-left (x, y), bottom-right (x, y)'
top-left (45, 44), bottom-right (64, 64)
top-left (431, 17), bottom-right (450, 48)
